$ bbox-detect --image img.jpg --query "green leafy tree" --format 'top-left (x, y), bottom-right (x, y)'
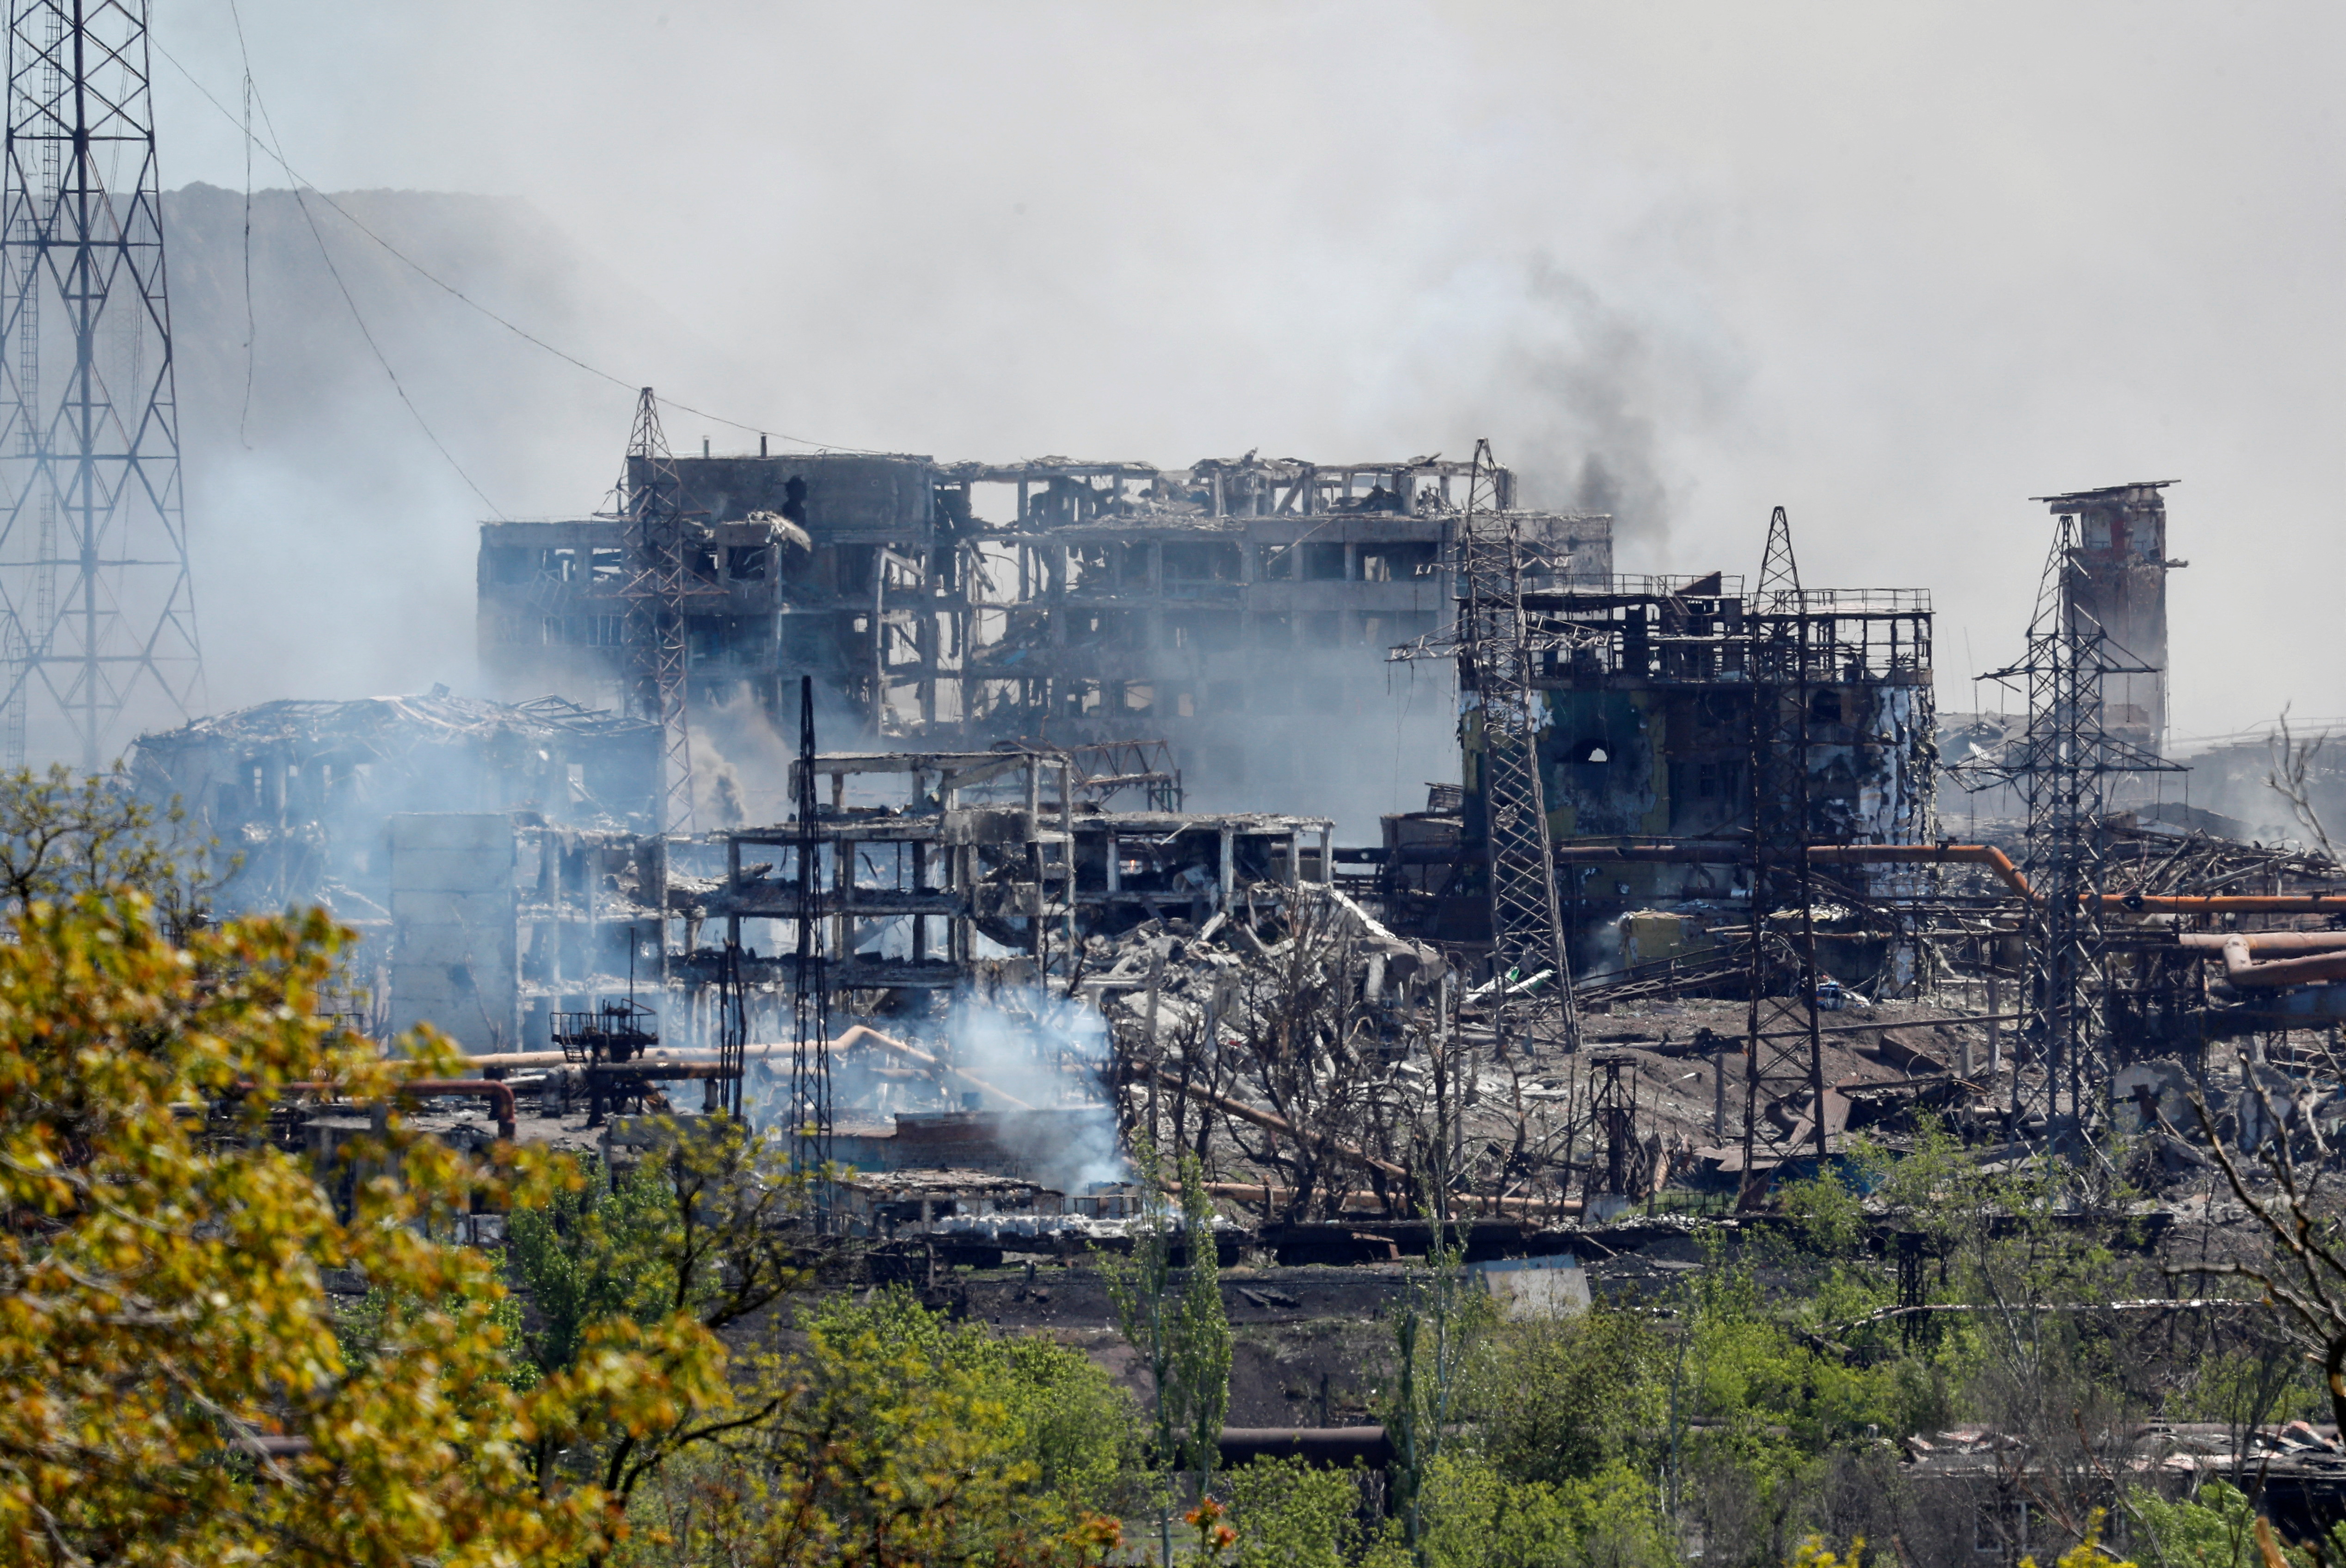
top-left (618, 1289), bottom-right (1130, 1568)
top-left (512, 1115), bottom-right (813, 1537)
top-left (1100, 1134), bottom-right (1233, 1565)
top-left (0, 762), bottom-right (221, 930)
top-left (1386, 1188), bottom-right (1483, 1562)
top-left (1225, 1456), bottom-right (1367, 1568)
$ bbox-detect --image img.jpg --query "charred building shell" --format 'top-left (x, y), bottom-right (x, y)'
top-left (128, 693), bottom-right (661, 914)
top-left (2034, 480), bottom-right (2177, 757)
top-left (475, 450), bottom-right (1611, 815)
top-left (1382, 568), bottom-right (1937, 958)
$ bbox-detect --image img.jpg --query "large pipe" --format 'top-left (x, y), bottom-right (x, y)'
top-left (401, 1080), bottom-right (518, 1141)
top-left (2214, 937), bottom-right (2346, 991)
top-left (2177, 931), bottom-right (2346, 954)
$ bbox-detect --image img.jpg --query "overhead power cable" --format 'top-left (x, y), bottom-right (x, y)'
top-left (199, 11), bottom-right (503, 516)
top-left (154, 34), bottom-right (884, 457)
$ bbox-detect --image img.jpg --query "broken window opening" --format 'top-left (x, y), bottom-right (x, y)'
top-left (1811, 689), bottom-right (1844, 724)
top-left (1161, 540), bottom-right (1241, 585)
top-left (1258, 543), bottom-right (1295, 580)
top-left (589, 548), bottom-right (625, 584)
top-left (1357, 541), bottom-right (1439, 582)
top-left (483, 546), bottom-right (534, 585)
top-left (1567, 738), bottom-right (1610, 765)
top-left (726, 545), bottom-right (769, 581)
top-left (1301, 542), bottom-right (1347, 582)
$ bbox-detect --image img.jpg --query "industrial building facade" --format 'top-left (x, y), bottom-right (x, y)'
top-left (476, 450), bottom-right (1611, 818)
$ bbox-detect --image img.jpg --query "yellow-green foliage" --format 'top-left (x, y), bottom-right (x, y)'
top-left (1411, 1452), bottom-right (1674, 1568)
top-left (0, 892), bottom-right (596, 1565)
top-left (1226, 1455), bottom-right (1367, 1568)
top-left (2128, 1482), bottom-right (2260, 1568)
top-left (1470, 1306), bottom-right (1664, 1486)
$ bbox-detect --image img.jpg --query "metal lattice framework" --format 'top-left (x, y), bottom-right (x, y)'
top-left (1455, 438), bottom-right (1579, 1055)
top-left (789, 673), bottom-right (834, 1188)
top-left (1978, 513), bottom-right (2179, 1137)
top-left (620, 389), bottom-right (700, 833)
top-left (1739, 507), bottom-right (1830, 1197)
top-left (0, 0), bottom-right (200, 768)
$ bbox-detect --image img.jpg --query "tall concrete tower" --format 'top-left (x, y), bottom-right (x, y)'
top-left (2035, 481), bottom-right (2178, 757)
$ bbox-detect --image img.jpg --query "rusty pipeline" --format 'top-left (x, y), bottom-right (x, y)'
top-left (2211, 937), bottom-right (2346, 991)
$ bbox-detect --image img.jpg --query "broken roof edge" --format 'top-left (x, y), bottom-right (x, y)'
top-left (2031, 480), bottom-right (2179, 506)
top-left (131, 691), bottom-right (656, 753)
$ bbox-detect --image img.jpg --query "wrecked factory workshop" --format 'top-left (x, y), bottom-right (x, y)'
top-left (88, 436), bottom-right (2346, 1556)
top-left (6, 2), bottom-right (2344, 1561)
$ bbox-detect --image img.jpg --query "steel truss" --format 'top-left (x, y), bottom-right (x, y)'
top-left (1740, 506), bottom-right (1830, 1197)
top-left (1978, 514), bottom-right (2180, 1138)
top-left (1454, 437), bottom-right (1580, 1056)
top-left (619, 389), bottom-right (718, 835)
top-left (0, 0), bottom-right (201, 768)
top-left (789, 673), bottom-right (834, 1188)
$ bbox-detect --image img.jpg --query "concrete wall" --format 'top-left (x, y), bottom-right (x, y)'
top-left (389, 813), bottom-right (518, 1054)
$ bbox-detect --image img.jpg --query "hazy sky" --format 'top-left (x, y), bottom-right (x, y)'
top-left (147, 1), bottom-right (2345, 749)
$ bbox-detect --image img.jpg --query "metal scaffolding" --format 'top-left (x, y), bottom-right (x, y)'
top-left (0, 0), bottom-right (202, 768)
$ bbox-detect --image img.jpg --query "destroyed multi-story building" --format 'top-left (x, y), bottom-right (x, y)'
top-left (1379, 563), bottom-right (1939, 960)
top-left (128, 692), bottom-right (662, 914)
top-left (475, 450), bottom-right (1611, 822)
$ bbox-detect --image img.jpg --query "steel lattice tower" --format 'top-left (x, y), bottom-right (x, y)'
top-left (1981, 513), bottom-right (2178, 1139)
top-left (1455, 437), bottom-right (1579, 1056)
top-left (0, 0), bottom-right (201, 770)
top-left (620, 388), bottom-right (698, 833)
top-left (1739, 506), bottom-right (1829, 1199)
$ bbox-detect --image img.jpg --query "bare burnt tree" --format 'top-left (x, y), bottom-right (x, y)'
top-left (2269, 713), bottom-right (2343, 866)
top-left (2175, 1084), bottom-right (2346, 1432)
top-left (1206, 897), bottom-right (1409, 1219)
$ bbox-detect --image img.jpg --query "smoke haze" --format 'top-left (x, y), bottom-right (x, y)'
top-left (137, 1), bottom-right (2346, 773)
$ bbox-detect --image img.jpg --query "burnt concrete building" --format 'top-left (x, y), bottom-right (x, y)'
top-left (1382, 569), bottom-right (1938, 964)
top-left (476, 450), bottom-right (1611, 824)
top-left (128, 692), bottom-right (661, 915)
